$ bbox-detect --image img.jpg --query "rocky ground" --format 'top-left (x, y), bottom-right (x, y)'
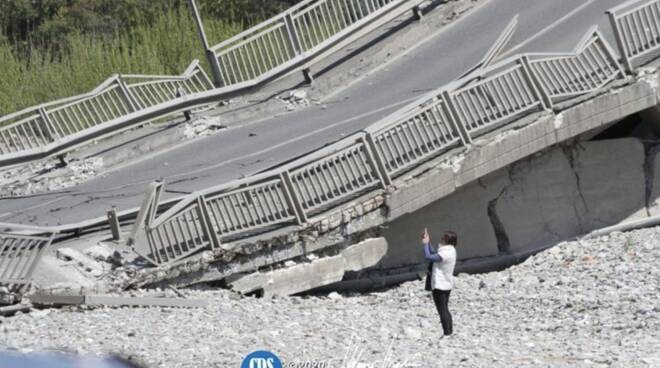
top-left (1, 226), bottom-right (659, 367)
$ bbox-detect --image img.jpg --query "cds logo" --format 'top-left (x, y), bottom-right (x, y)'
top-left (241, 350), bottom-right (282, 368)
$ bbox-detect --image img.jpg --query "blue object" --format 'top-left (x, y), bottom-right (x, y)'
top-left (424, 243), bottom-right (443, 262)
top-left (241, 350), bottom-right (282, 368)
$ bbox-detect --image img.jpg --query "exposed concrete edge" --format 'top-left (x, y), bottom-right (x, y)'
top-left (28, 294), bottom-right (207, 308)
top-left (128, 196), bottom-right (387, 289)
top-left (387, 72), bottom-right (659, 220)
top-left (228, 237), bottom-right (387, 297)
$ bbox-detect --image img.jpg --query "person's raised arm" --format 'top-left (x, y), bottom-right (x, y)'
top-left (422, 229), bottom-right (442, 262)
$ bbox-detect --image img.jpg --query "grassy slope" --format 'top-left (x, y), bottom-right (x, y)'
top-left (0, 6), bottom-right (243, 116)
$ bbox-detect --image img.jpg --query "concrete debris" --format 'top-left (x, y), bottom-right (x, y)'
top-left (29, 293), bottom-right (207, 308)
top-left (279, 89), bottom-right (310, 111)
top-left (0, 157), bottom-right (103, 197)
top-left (287, 90), bottom-right (307, 101)
top-left (1, 226), bottom-right (658, 367)
top-left (228, 237), bottom-right (388, 297)
top-left (56, 248), bottom-right (105, 277)
top-left (0, 287), bottom-right (18, 305)
top-left (0, 303), bottom-right (32, 316)
top-left (183, 116), bottom-right (226, 139)
top-left (439, 154), bottom-right (465, 173)
top-left (84, 244), bottom-right (122, 266)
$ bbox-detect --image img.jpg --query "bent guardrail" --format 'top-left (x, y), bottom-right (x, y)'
top-left (0, 232), bottom-right (54, 295)
top-left (608, 0), bottom-right (660, 72)
top-left (0, 0), bottom-right (423, 168)
top-left (203, 0), bottom-right (418, 87)
top-left (0, 60), bottom-right (214, 164)
top-left (131, 22), bottom-right (645, 266)
top-left (526, 28), bottom-right (623, 104)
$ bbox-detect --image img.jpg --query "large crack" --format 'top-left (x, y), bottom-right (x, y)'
top-left (487, 187), bottom-right (511, 254)
top-left (561, 142), bottom-right (588, 232)
top-left (643, 142), bottom-right (660, 216)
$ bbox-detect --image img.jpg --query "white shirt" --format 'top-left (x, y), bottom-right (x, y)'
top-left (432, 245), bottom-right (456, 290)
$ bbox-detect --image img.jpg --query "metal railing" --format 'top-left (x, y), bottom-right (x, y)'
top-left (1, 0), bottom-right (654, 268)
top-left (608, 0), bottom-right (660, 72)
top-left (0, 0), bottom-right (420, 167)
top-left (527, 29), bottom-right (624, 102)
top-left (366, 95), bottom-right (463, 178)
top-left (132, 19), bottom-right (654, 266)
top-left (449, 59), bottom-right (545, 137)
top-left (0, 60), bottom-right (213, 164)
top-left (122, 60), bottom-right (214, 110)
top-left (208, 0), bottom-right (412, 86)
top-left (0, 233), bottom-right (54, 293)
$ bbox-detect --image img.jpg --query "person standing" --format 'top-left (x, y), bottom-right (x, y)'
top-left (422, 229), bottom-right (457, 337)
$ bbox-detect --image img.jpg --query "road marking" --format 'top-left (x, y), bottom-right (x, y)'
top-left (500, 0), bottom-right (598, 58)
top-left (163, 95), bottom-right (423, 180)
top-left (322, 0), bottom-right (493, 102)
top-left (0, 94), bottom-right (425, 219)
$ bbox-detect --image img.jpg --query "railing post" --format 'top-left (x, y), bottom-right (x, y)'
top-left (37, 107), bottom-right (57, 141)
top-left (107, 207), bottom-right (122, 241)
top-left (196, 195), bottom-right (222, 250)
top-left (519, 55), bottom-right (553, 111)
top-left (441, 90), bottom-right (472, 146)
top-left (607, 11), bottom-right (634, 74)
top-left (188, 0), bottom-right (226, 87)
top-left (128, 181), bottom-right (163, 246)
top-left (115, 77), bottom-right (138, 113)
top-left (279, 171), bottom-right (308, 224)
top-left (284, 13), bottom-right (303, 55)
top-left (362, 133), bottom-right (392, 187)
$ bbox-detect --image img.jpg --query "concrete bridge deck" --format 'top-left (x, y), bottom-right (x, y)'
top-left (133, 61), bottom-right (660, 293)
top-left (0, 0), bottom-right (622, 227)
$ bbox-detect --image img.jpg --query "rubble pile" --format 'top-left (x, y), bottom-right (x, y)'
top-left (1, 226), bottom-right (658, 367)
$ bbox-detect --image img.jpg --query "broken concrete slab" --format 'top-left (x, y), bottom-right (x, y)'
top-left (228, 237), bottom-right (388, 297)
top-left (56, 247), bottom-right (105, 277)
top-left (0, 303), bottom-right (32, 316)
top-left (29, 294), bottom-right (206, 308)
top-left (29, 294), bottom-right (86, 306)
top-left (85, 243), bottom-right (122, 265)
top-left (84, 296), bottom-right (207, 308)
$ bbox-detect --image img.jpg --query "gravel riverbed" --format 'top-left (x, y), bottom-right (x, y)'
top-left (2, 227), bottom-right (659, 367)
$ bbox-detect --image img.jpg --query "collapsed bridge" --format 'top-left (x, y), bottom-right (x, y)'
top-left (3, 0), bottom-right (660, 299)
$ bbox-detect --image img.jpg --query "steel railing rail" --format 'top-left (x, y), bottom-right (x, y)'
top-left (206, 0), bottom-right (417, 87)
top-left (131, 21), bottom-right (647, 266)
top-left (121, 60), bottom-right (215, 110)
top-left (2, 0), bottom-right (653, 268)
top-left (0, 0), bottom-right (423, 168)
top-left (0, 60), bottom-right (215, 165)
top-left (526, 28), bottom-right (624, 104)
top-left (608, 0), bottom-right (660, 72)
top-left (0, 232), bottom-right (55, 294)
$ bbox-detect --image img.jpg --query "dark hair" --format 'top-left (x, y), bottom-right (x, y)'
top-left (443, 231), bottom-right (458, 246)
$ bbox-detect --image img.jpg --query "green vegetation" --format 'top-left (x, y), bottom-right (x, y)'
top-left (0, 0), bottom-right (296, 116)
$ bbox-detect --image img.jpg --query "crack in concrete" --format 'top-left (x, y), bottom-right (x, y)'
top-left (643, 143), bottom-right (660, 216)
top-left (561, 142), bottom-right (588, 232)
top-left (487, 187), bottom-right (511, 255)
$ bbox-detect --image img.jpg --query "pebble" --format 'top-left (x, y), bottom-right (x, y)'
top-left (3, 199), bottom-right (660, 367)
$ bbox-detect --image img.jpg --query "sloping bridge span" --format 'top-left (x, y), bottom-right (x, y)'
top-left (129, 41), bottom-right (660, 293)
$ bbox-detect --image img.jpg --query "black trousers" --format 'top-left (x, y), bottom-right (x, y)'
top-left (432, 289), bottom-right (453, 336)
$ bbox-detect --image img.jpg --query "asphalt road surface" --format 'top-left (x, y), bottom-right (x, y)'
top-left (0, 0), bottom-right (626, 226)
